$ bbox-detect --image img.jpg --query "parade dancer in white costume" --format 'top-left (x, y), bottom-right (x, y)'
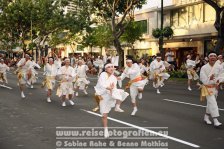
top-left (0, 59), bottom-right (10, 85)
top-left (150, 54), bottom-right (170, 94)
top-left (200, 51), bottom-right (222, 128)
top-left (93, 56), bottom-right (104, 77)
top-left (216, 55), bottom-right (224, 71)
top-left (138, 59), bottom-right (150, 85)
top-left (43, 57), bottom-right (58, 103)
top-left (118, 58), bottom-right (147, 116)
top-left (95, 63), bottom-right (129, 138)
top-left (186, 55), bottom-right (200, 91)
top-left (28, 59), bottom-right (41, 88)
top-left (16, 54), bottom-right (33, 98)
top-left (56, 58), bottom-right (76, 106)
top-left (74, 60), bottom-right (90, 96)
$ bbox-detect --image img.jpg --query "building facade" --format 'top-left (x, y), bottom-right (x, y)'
top-left (60, 0), bottom-right (222, 67)
top-left (133, 0), bottom-right (223, 67)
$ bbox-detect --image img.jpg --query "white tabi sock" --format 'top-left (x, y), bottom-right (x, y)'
top-left (21, 92), bottom-right (25, 98)
top-left (204, 114), bottom-right (212, 125)
top-left (213, 118), bottom-right (222, 127)
top-left (104, 127), bottom-right (109, 138)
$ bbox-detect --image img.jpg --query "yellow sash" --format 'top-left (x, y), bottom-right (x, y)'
top-left (42, 76), bottom-right (55, 89)
top-left (94, 93), bottom-right (103, 104)
top-left (200, 85), bottom-right (216, 102)
top-left (154, 73), bottom-right (162, 85)
top-left (187, 69), bottom-right (196, 78)
top-left (73, 76), bottom-right (79, 83)
top-left (0, 73), bottom-right (5, 81)
top-left (17, 71), bottom-right (23, 80)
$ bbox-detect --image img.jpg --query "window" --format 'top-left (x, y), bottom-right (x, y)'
top-left (171, 4), bottom-right (204, 27)
top-left (136, 20), bottom-right (148, 34)
top-left (171, 9), bottom-right (179, 27)
top-left (163, 13), bottom-right (170, 26)
top-left (188, 4), bottom-right (203, 24)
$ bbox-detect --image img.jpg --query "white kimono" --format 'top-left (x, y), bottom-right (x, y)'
top-left (215, 61), bottom-right (224, 83)
top-left (16, 58), bottom-right (33, 84)
top-left (43, 63), bottom-right (58, 90)
top-left (215, 60), bottom-right (224, 73)
top-left (0, 63), bottom-right (10, 83)
top-left (57, 66), bottom-right (76, 97)
top-left (120, 63), bottom-right (147, 102)
top-left (95, 72), bottom-right (129, 114)
top-left (200, 63), bottom-right (223, 118)
top-left (150, 60), bottom-right (170, 88)
top-left (186, 59), bottom-right (199, 80)
top-left (29, 61), bottom-right (41, 84)
top-left (74, 64), bottom-right (90, 90)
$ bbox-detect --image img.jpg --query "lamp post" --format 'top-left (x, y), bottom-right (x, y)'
top-left (159, 0), bottom-right (164, 59)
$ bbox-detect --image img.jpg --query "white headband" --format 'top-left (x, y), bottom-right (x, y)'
top-left (156, 56), bottom-right (162, 59)
top-left (218, 55), bottom-right (222, 58)
top-left (105, 63), bottom-right (113, 69)
top-left (64, 58), bottom-right (70, 62)
top-left (126, 59), bottom-right (133, 63)
top-left (208, 53), bottom-right (217, 57)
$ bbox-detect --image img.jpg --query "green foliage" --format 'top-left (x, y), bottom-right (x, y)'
top-left (152, 28), bottom-right (162, 38)
top-left (83, 24), bottom-right (113, 48)
top-left (93, 0), bottom-right (147, 17)
top-left (93, 0), bottom-right (147, 66)
top-left (0, 0), bottom-right (94, 52)
top-left (170, 70), bottom-right (187, 78)
top-left (152, 27), bottom-right (174, 39)
top-left (0, 0), bottom-right (35, 51)
top-left (121, 21), bottom-right (143, 46)
top-left (163, 26), bottom-right (174, 38)
top-left (28, 42), bottom-right (37, 50)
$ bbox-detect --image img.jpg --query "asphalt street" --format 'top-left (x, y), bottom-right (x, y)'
top-left (0, 70), bottom-right (224, 149)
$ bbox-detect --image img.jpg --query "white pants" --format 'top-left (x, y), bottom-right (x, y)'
top-left (61, 82), bottom-right (74, 96)
top-left (74, 78), bottom-right (90, 90)
top-left (129, 80), bottom-right (146, 103)
top-left (206, 95), bottom-right (219, 118)
top-left (100, 94), bottom-right (116, 114)
top-left (130, 85), bottom-right (144, 103)
top-left (187, 71), bottom-right (199, 80)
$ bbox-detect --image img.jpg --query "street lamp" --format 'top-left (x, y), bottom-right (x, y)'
top-left (159, 0), bottom-right (164, 59)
